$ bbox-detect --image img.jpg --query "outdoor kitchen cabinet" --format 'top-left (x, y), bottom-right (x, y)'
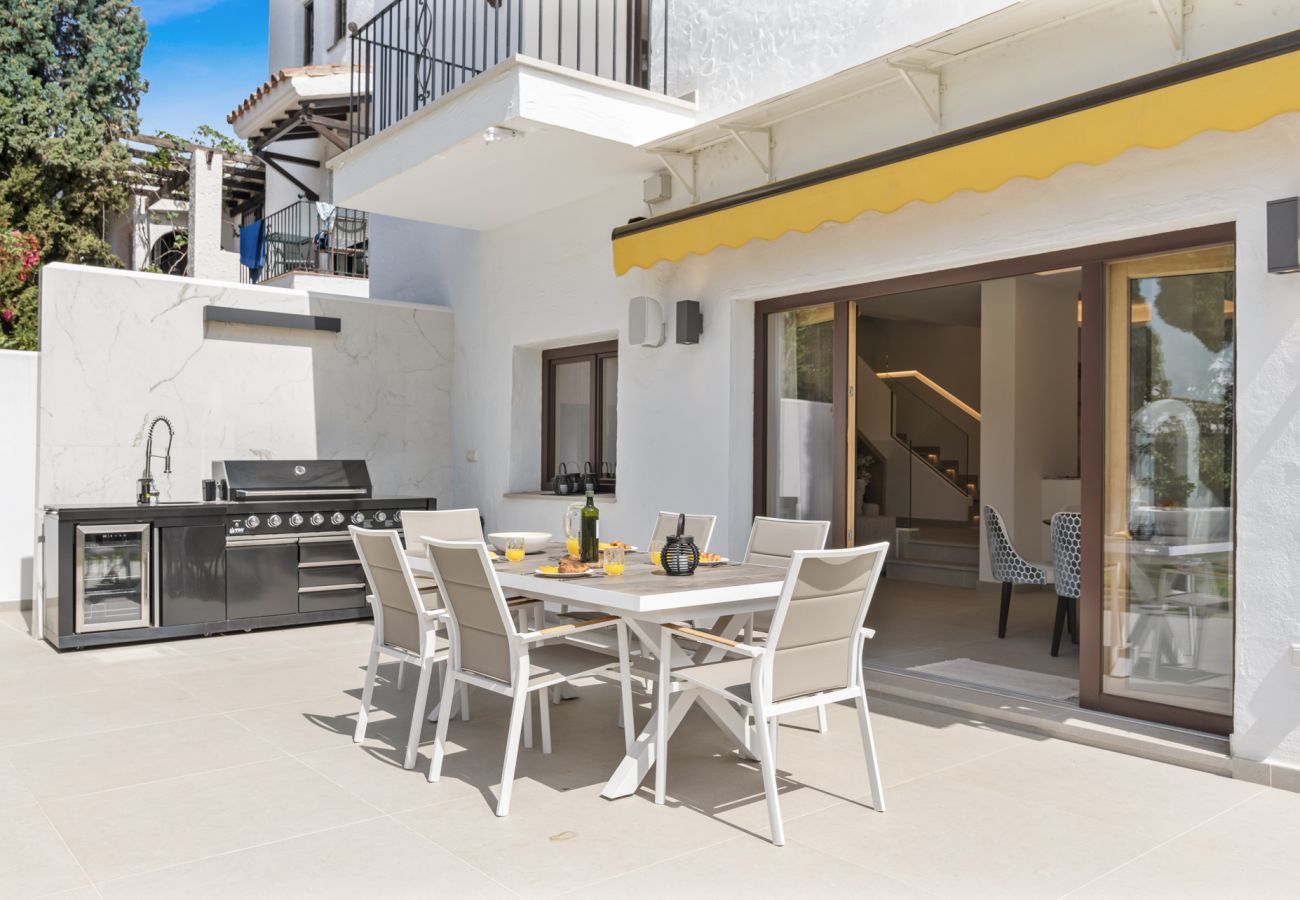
top-left (158, 520), bottom-right (227, 627)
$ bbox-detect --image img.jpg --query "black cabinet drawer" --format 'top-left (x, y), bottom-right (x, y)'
top-left (299, 588), bottom-right (368, 613)
top-left (299, 538), bottom-right (358, 565)
top-left (299, 564), bottom-right (365, 590)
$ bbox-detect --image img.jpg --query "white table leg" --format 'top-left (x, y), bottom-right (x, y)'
top-left (601, 688), bottom-right (699, 799)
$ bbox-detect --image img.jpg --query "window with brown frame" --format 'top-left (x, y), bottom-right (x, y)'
top-left (541, 341), bottom-right (618, 491)
top-left (334, 0), bottom-right (347, 44)
top-left (303, 1), bottom-right (315, 65)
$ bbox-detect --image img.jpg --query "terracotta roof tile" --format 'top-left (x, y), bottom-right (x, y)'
top-left (227, 64), bottom-right (356, 124)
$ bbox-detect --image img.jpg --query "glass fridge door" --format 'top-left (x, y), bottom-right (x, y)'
top-left (75, 523), bottom-right (152, 632)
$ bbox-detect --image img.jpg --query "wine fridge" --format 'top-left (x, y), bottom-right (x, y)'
top-left (74, 523), bottom-right (153, 633)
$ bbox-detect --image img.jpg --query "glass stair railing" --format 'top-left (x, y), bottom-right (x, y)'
top-left (877, 370), bottom-right (981, 512)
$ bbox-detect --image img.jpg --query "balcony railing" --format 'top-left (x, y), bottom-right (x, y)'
top-left (243, 201), bottom-right (369, 284)
top-left (349, 0), bottom-right (671, 145)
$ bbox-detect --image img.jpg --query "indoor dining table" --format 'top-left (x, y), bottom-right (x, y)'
top-left (408, 541), bottom-right (786, 804)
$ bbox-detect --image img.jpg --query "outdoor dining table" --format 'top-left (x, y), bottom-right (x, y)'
top-left (407, 541), bottom-right (786, 804)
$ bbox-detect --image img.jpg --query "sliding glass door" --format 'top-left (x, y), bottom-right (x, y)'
top-left (1100, 245), bottom-right (1235, 724)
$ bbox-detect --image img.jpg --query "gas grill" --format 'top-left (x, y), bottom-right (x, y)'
top-left (214, 459), bottom-right (434, 620)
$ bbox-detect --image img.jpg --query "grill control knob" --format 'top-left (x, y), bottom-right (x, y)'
top-left (310, 512), bottom-right (324, 527)
top-left (330, 512), bottom-right (345, 526)
top-left (374, 510), bottom-right (388, 524)
top-left (393, 510), bottom-right (403, 523)
top-left (289, 513), bottom-right (304, 528)
top-left (351, 511), bottom-right (365, 525)
top-left (267, 514), bottom-right (282, 528)
top-left (244, 515), bottom-right (260, 530)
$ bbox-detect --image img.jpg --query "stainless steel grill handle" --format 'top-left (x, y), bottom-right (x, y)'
top-left (298, 583), bottom-right (367, 594)
top-left (232, 488), bottom-right (368, 498)
top-left (226, 536), bottom-right (300, 547)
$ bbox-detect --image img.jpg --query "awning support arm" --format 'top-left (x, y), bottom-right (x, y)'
top-left (1150, 0), bottom-right (1184, 58)
top-left (889, 61), bottom-right (942, 129)
top-left (726, 127), bottom-right (773, 181)
top-left (654, 151), bottom-right (697, 203)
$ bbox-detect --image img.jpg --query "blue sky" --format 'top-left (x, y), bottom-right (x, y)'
top-left (135, 0), bottom-right (269, 144)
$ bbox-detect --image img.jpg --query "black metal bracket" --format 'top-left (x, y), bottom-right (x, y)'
top-left (204, 306), bottom-right (341, 333)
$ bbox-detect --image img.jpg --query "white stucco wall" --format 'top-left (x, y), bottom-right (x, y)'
top-left (0, 350), bottom-right (38, 604)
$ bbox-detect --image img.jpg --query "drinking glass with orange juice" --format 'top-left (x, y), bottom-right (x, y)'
top-left (602, 546), bottom-right (625, 576)
top-left (650, 540), bottom-right (663, 568)
top-left (505, 537), bottom-right (526, 563)
top-left (566, 537), bottom-right (581, 558)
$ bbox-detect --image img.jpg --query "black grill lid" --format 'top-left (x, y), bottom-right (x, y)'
top-left (212, 459), bottom-right (372, 500)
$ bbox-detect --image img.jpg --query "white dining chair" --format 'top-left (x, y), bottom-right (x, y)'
top-left (659, 542), bottom-right (890, 845)
top-left (424, 538), bottom-right (636, 816)
top-left (350, 526), bottom-right (464, 770)
top-left (740, 516), bottom-right (832, 731)
top-left (648, 511), bottom-right (718, 552)
top-left (402, 508), bottom-right (483, 592)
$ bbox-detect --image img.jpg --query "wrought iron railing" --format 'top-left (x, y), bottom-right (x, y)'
top-left (349, 0), bottom-right (671, 145)
top-left (243, 201), bottom-right (369, 284)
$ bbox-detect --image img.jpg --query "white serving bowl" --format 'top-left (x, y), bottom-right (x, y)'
top-left (487, 531), bottom-right (552, 554)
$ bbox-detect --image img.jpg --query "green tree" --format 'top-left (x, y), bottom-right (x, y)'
top-left (0, 0), bottom-right (148, 349)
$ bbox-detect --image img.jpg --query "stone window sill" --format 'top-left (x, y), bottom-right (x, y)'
top-left (503, 491), bottom-right (617, 503)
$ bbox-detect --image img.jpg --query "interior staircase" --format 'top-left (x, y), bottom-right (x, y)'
top-left (888, 526), bottom-right (981, 589)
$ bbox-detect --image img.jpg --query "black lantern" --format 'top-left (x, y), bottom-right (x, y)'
top-left (662, 513), bottom-right (700, 576)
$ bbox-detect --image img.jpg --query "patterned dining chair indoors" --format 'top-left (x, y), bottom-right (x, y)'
top-left (983, 504), bottom-right (1054, 639)
top-left (1050, 512), bottom-right (1082, 657)
top-left (350, 526), bottom-right (462, 771)
top-left (424, 538), bottom-right (636, 817)
top-left (660, 543), bottom-right (890, 846)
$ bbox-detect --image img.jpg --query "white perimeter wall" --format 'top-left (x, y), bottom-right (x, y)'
top-left (35, 265), bottom-right (453, 513)
top-left (0, 350), bottom-right (37, 603)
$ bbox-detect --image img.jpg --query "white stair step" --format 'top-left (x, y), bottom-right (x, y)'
top-left (899, 539), bottom-right (979, 566)
top-left (886, 558), bottom-right (979, 590)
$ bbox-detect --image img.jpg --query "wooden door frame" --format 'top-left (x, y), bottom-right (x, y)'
top-left (753, 221), bottom-right (1236, 734)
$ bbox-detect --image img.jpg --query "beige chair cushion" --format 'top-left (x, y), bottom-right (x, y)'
top-left (526, 643), bottom-right (619, 688)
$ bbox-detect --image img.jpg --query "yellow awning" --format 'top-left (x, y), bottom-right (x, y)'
top-left (612, 41), bottom-right (1300, 275)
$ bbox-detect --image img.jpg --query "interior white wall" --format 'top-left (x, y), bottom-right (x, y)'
top-left (0, 351), bottom-right (38, 604)
top-left (979, 277), bottom-right (1079, 573)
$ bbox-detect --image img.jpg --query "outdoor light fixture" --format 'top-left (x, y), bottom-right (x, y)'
top-left (483, 125), bottom-right (522, 145)
top-left (676, 300), bottom-right (704, 345)
top-left (628, 295), bottom-right (666, 347)
top-left (1267, 197), bottom-right (1300, 273)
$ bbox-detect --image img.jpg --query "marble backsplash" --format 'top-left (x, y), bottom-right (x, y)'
top-left (36, 264), bottom-right (454, 508)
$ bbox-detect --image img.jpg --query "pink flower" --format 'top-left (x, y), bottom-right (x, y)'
top-left (1, 308), bottom-right (13, 323)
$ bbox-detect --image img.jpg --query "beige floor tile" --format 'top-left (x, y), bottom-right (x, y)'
top-left (0, 753), bottom-right (37, 809)
top-left (792, 770), bottom-right (1165, 899)
top-left (944, 736), bottom-right (1263, 841)
top-left (4, 714), bottom-right (285, 801)
top-left (95, 817), bottom-right (515, 900)
top-left (42, 757), bottom-right (380, 883)
top-left (0, 681), bottom-right (216, 749)
top-left (558, 834), bottom-right (936, 900)
top-left (0, 804), bottom-right (90, 900)
top-left (397, 777), bottom-right (739, 899)
top-left (165, 651), bottom-right (372, 713)
top-left (1068, 786), bottom-right (1300, 900)
top-left (32, 888), bottom-right (104, 900)
top-left (226, 663), bottom-right (413, 755)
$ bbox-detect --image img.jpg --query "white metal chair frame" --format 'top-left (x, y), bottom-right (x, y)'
top-left (659, 543), bottom-right (890, 846)
top-left (424, 538), bottom-right (636, 817)
top-left (351, 526), bottom-right (467, 770)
